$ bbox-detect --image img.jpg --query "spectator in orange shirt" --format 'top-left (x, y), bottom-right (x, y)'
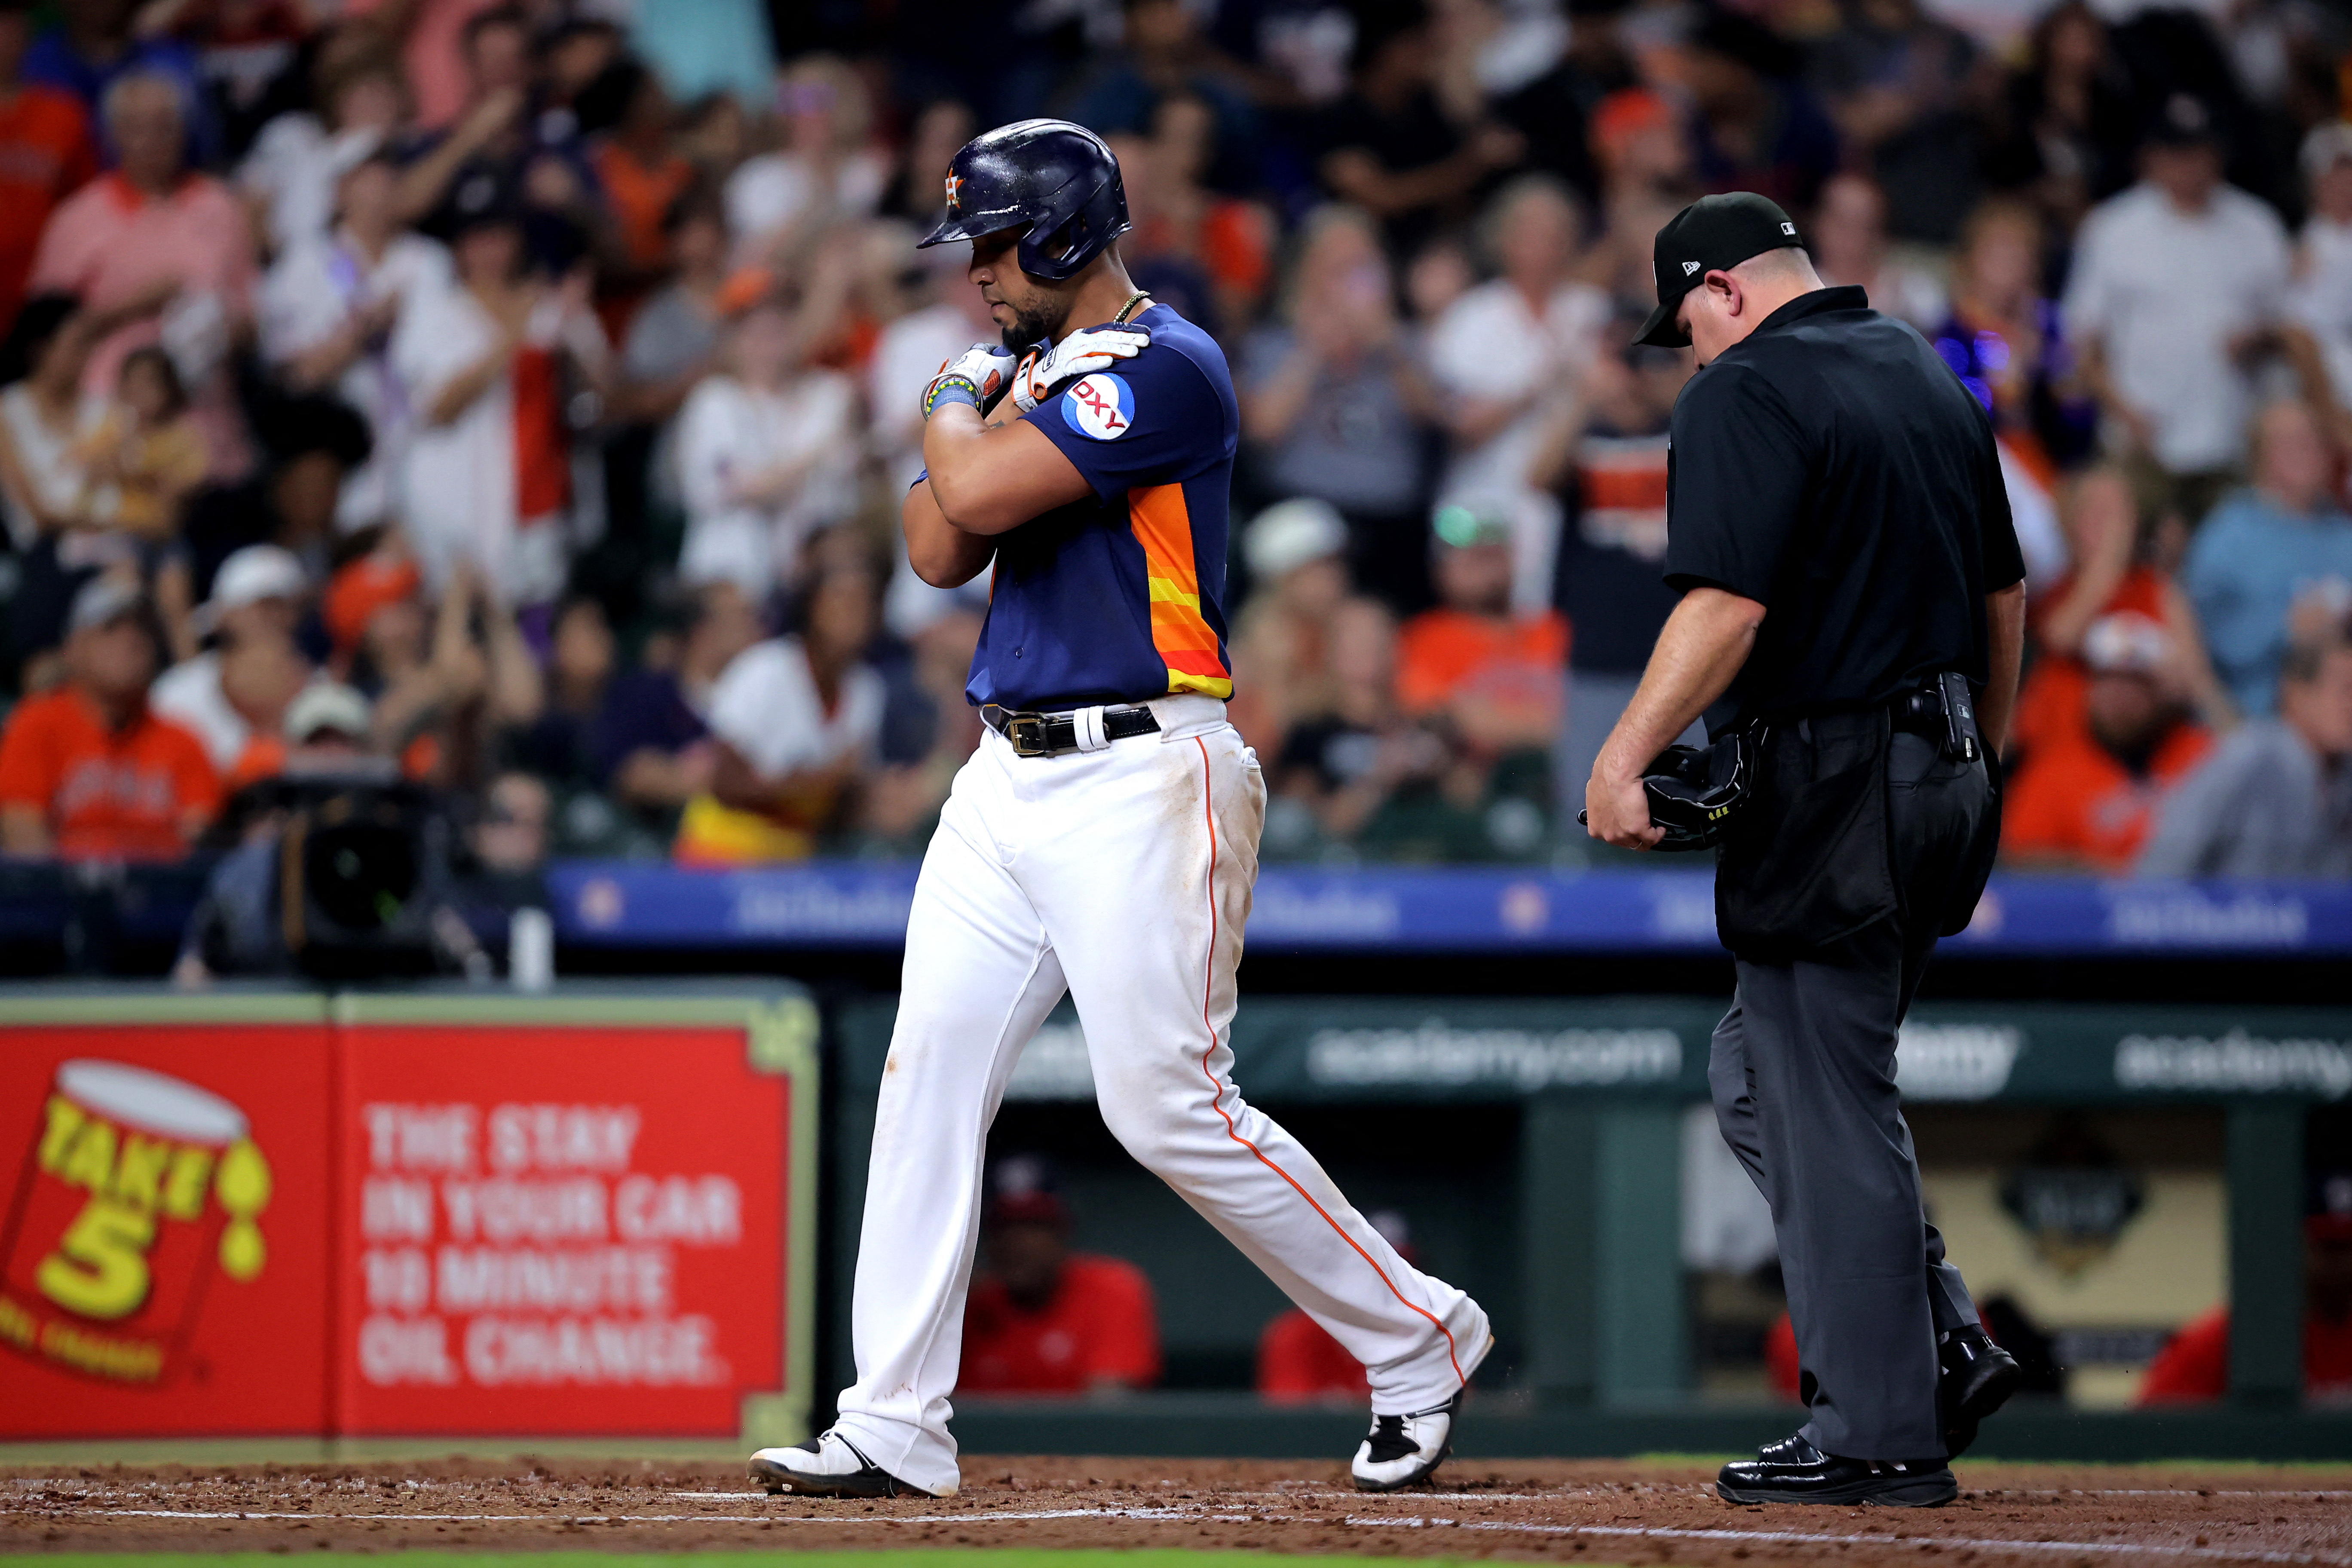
top-left (579, 58), bottom-right (691, 339)
top-left (0, 576), bottom-right (220, 859)
top-left (2001, 612), bottom-right (2213, 871)
top-left (958, 1155), bottom-right (1161, 1397)
top-left (2009, 467), bottom-right (2230, 764)
top-left (1398, 501), bottom-right (1568, 760)
top-left (0, 1), bottom-right (96, 332)
top-left (2139, 1177), bottom-right (2352, 1406)
top-left (1142, 92), bottom-right (1273, 337)
top-left (1257, 1210), bottom-right (1415, 1403)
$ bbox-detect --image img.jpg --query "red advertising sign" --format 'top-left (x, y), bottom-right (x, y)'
top-left (0, 1016), bottom-right (334, 1437)
top-left (0, 991), bottom-right (817, 1444)
top-left (334, 1022), bottom-right (792, 1436)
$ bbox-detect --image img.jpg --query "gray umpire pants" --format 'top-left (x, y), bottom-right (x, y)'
top-left (1707, 730), bottom-right (1990, 1461)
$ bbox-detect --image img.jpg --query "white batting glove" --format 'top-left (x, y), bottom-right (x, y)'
top-left (921, 343), bottom-right (1015, 420)
top-left (1012, 324), bottom-right (1152, 412)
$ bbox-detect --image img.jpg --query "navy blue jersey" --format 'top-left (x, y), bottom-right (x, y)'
top-left (966, 303), bottom-right (1239, 711)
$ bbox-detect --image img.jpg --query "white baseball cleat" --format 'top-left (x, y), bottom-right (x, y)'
top-left (1350, 1390), bottom-right (1462, 1491)
top-left (748, 1429), bottom-right (936, 1498)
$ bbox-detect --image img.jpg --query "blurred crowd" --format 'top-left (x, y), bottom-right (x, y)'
top-left (1, 0), bottom-right (2351, 880)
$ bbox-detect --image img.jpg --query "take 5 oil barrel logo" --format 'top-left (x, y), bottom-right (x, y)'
top-left (0, 1018), bottom-right (332, 1439)
top-left (0, 1060), bottom-right (273, 1384)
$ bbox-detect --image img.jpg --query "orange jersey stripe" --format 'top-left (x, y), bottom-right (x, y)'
top-left (1129, 482), bottom-right (1233, 699)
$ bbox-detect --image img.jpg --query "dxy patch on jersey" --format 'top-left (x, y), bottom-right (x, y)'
top-left (1061, 373), bottom-right (1134, 440)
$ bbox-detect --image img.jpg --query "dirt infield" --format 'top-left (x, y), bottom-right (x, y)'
top-left (5, 1456), bottom-right (2350, 1564)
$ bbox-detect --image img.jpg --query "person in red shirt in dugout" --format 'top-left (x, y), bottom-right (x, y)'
top-left (1256, 1210), bottom-right (1418, 1402)
top-left (957, 1156), bottom-right (1161, 1396)
top-left (2138, 1176), bottom-right (2352, 1405)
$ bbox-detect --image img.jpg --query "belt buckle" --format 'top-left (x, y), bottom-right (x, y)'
top-left (1003, 712), bottom-right (1051, 758)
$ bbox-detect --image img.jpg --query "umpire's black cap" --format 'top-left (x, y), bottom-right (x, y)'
top-left (1634, 192), bottom-right (1807, 348)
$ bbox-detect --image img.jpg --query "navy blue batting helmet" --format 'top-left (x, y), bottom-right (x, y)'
top-left (916, 119), bottom-right (1130, 282)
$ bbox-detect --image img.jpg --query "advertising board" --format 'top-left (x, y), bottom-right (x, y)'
top-left (0, 989), bottom-right (818, 1446)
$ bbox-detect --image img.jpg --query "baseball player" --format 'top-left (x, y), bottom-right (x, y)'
top-left (748, 119), bottom-right (1491, 1500)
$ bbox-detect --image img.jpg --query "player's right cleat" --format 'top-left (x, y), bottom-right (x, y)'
top-left (1938, 1325), bottom-right (2021, 1459)
top-left (1351, 1390), bottom-right (1461, 1491)
top-left (748, 1430), bottom-right (934, 1498)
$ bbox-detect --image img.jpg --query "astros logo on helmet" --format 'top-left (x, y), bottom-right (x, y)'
top-left (917, 119), bottom-right (1132, 284)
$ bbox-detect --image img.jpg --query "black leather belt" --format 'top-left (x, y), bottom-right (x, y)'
top-left (980, 703), bottom-right (1161, 758)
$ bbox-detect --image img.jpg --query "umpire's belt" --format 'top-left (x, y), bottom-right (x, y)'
top-left (982, 702), bottom-right (1161, 758)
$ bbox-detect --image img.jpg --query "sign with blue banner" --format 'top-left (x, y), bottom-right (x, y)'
top-left (547, 863), bottom-right (2352, 958)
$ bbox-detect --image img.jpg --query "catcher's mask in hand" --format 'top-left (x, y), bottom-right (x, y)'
top-left (1580, 729), bottom-right (1756, 851)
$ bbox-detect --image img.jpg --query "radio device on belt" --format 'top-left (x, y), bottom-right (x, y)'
top-left (1896, 673), bottom-right (1983, 763)
top-left (1938, 670), bottom-right (1980, 763)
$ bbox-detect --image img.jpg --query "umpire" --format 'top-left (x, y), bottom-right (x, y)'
top-left (1585, 193), bottom-right (2028, 1507)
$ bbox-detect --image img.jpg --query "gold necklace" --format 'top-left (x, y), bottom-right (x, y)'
top-left (1113, 290), bottom-right (1152, 324)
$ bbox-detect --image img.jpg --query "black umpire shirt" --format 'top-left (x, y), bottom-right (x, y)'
top-left (1662, 285), bottom-right (2026, 728)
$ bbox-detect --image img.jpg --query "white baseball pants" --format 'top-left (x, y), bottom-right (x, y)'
top-left (831, 696), bottom-right (1490, 1495)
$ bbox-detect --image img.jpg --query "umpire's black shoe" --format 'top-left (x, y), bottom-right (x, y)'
top-left (1938, 1326), bottom-right (2021, 1459)
top-left (1717, 1435), bottom-right (1956, 1507)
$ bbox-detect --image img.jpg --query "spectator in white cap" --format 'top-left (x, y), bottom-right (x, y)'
top-left (279, 681), bottom-right (383, 777)
top-left (1228, 497), bottom-right (1351, 751)
top-left (2291, 121), bottom-right (2352, 421)
top-left (151, 543), bottom-right (317, 782)
top-left (2001, 609), bottom-right (2214, 872)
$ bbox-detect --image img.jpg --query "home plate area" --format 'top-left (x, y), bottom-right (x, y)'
top-left (8, 1457), bottom-right (2352, 1564)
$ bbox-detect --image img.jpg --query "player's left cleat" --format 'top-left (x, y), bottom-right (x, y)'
top-left (1351, 1390), bottom-right (1461, 1492)
top-left (749, 1430), bottom-right (934, 1498)
top-left (1938, 1325), bottom-right (2021, 1459)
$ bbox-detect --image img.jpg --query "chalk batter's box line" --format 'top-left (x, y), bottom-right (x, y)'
top-left (664, 1487), bottom-right (2352, 1503)
top-left (40, 1503), bottom-right (2352, 1566)
top-left (1352, 1517), bottom-right (2352, 1567)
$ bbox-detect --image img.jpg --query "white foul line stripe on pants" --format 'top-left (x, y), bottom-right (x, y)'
top-left (1182, 732), bottom-right (1470, 1390)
